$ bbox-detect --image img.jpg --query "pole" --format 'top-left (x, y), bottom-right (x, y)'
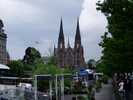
top-left (49, 80), bottom-right (52, 100)
top-left (55, 74), bottom-right (58, 100)
top-left (34, 75), bottom-right (37, 100)
top-left (61, 74), bottom-right (64, 100)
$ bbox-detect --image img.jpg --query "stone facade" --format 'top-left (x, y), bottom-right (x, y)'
top-left (0, 19), bottom-right (9, 64)
top-left (54, 19), bottom-right (85, 69)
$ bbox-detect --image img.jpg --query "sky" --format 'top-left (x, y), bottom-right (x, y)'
top-left (0, 0), bottom-right (107, 61)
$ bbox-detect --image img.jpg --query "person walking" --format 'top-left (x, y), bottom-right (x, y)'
top-left (118, 79), bottom-right (125, 99)
top-left (124, 77), bottom-right (132, 100)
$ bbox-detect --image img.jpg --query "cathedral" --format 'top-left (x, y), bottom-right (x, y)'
top-left (0, 19), bottom-right (10, 64)
top-left (54, 19), bottom-right (85, 69)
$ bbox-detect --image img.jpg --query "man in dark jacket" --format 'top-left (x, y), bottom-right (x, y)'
top-left (124, 77), bottom-right (132, 100)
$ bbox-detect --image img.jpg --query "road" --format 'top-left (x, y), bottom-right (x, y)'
top-left (95, 81), bottom-right (115, 100)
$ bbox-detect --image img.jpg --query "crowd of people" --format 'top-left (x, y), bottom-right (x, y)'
top-left (113, 73), bottom-right (133, 100)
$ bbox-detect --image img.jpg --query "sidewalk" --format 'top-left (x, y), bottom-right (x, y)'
top-left (95, 82), bottom-right (115, 100)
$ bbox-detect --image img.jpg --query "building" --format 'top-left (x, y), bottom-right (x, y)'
top-left (54, 19), bottom-right (85, 69)
top-left (0, 19), bottom-right (10, 64)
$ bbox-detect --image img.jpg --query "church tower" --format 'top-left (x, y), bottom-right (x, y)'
top-left (74, 19), bottom-right (85, 68)
top-left (57, 19), bottom-right (65, 67)
top-left (54, 19), bottom-right (85, 69)
top-left (0, 19), bottom-right (10, 64)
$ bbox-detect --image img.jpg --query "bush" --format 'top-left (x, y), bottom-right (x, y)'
top-left (101, 75), bottom-right (108, 84)
top-left (77, 95), bottom-right (87, 100)
top-left (95, 80), bottom-right (102, 92)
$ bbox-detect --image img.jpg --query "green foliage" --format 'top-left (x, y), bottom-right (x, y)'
top-left (33, 63), bottom-right (62, 76)
top-left (33, 64), bottom-right (73, 76)
top-left (32, 55), bottom-right (73, 75)
top-left (101, 75), bottom-right (109, 84)
top-left (32, 56), bottom-right (73, 92)
top-left (23, 47), bottom-right (41, 65)
top-left (7, 60), bottom-right (24, 77)
top-left (47, 56), bottom-right (57, 65)
top-left (97, 0), bottom-right (133, 74)
top-left (96, 61), bottom-right (112, 76)
top-left (77, 96), bottom-right (87, 100)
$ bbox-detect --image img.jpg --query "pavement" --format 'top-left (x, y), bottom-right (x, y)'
top-left (95, 81), bottom-right (115, 100)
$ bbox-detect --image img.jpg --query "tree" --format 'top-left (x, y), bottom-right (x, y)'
top-left (23, 47), bottom-right (41, 65)
top-left (32, 55), bottom-right (73, 92)
top-left (97, 0), bottom-right (133, 74)
top-left (7, 60), bottom-right (24, 77)
top-left (87, 59), bottom-right (96, 69)
top-left (22, 47), bottom-right (43, 72)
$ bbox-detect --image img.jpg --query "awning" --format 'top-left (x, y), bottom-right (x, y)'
top-left (0, 64), bottom-right (10, 70)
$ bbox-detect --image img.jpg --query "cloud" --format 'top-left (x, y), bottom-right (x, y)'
top-left (1, 0), bottom-right (107, 61)
top-left (79, 0), bottom-right (107, 61)
top-left (1, 0), bottom-right (83, 59)
top-left (1, 0), bottom-right (42, 23)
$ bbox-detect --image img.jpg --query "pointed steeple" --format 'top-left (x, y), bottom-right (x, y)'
top-left (58, 18), bottom-right (65, 48)
top-left (75, 18), bottom-right (81, 41)
top-left (74, 18), bottom-right (81, 48)
top-left (59, 18), bottom-right (64, 38)
top-left (67, 37), bottom-right (71, 48)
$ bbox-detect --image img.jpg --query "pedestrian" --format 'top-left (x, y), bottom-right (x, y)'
top-left (90, 87), bottom-right (95, 100)
top-left (118, 79), bottom-right (125, 99)
top-left (88, 86), bottom-right (95, 100)
top-left (124, 77), bottom-right (132, 100)
top-left (118, 79), bottom-right (124, 92)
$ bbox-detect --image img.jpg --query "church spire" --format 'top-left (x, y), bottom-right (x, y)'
top-left (74, 18), bottom-right (81, 48)
top-left (67, 37), bottom-right (71, 48)
top-left (58, 18), bottom-right (65, 48)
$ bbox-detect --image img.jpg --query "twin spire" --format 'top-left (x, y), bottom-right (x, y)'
top-left (75, 19), bottom-right (81, 44)
top-left (58, 19), bottom-right (65, 48)
top-left (58, 18), bottom-right (81, 48)
top-left (59, 19), bottom-right (64, 41)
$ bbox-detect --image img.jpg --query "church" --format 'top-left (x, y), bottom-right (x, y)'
top-left (54, 19), bottom-right (85, 69)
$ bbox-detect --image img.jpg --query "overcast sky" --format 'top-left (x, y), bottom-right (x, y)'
top-left (0, 0), bottom-right (107, 61)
